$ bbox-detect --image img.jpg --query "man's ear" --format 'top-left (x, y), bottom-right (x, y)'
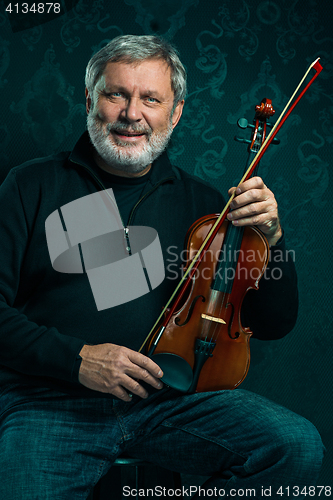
top-left (85, 88), bottom-right (92, 114)
top-left (171, 100), bottom-right (185, 129)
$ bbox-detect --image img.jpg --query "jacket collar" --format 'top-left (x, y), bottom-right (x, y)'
top-left (68, 131), bottom-right (177, 187)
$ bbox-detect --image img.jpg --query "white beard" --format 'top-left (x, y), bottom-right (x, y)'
top-left (87, 113), bottom-right (173, 175)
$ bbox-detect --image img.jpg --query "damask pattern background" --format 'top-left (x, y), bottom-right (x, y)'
top-left (1, 0), bottom-right (332, 489)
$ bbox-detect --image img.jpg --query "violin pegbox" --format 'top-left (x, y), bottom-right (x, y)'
top-left (235, 98), bottom-right (280, 151)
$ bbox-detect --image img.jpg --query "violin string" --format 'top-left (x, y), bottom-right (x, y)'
top-left (213, 225), bottom-right (243, 342)
top-left (205, 116), bottom-right (264, 345)
top-left (199, 116), bottom-right (265, 345)
top-left (203, 224), bottom-right (240, 343)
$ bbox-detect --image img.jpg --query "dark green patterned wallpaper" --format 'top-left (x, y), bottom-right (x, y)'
top-left (1, 0), bottom-right (332, 488)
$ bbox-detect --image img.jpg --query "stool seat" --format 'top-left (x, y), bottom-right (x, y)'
top-left (113, 456), bottom-right (152, 466)
top-left (91, 454), bottom-right (182, 499)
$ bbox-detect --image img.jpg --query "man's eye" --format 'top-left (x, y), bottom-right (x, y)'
top-left (102, 92), bottom-right (122, 98)
top-left (146, 97), bottom-right (157, 103)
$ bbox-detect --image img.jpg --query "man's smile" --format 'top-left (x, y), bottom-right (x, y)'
top-left (111, 128), bottom-right (148, 142)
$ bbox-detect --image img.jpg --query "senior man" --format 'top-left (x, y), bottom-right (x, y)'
top-left (0, 35), bottom-right (323, 499)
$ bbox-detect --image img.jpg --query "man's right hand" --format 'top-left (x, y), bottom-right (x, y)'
top-left (78, 343), bottom-right (164, 401)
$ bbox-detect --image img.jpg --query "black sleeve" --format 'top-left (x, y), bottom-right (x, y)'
top-left (0, 170), bottom-right (85, 384)
top-left (240, 232), bottom-right (298, 340)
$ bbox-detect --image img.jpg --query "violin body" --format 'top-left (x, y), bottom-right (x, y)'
top-left (147, 215), bottom-right (269, 393)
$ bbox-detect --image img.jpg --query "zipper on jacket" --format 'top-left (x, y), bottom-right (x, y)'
top-left (126, 177), bottom-right (174, 226)
top-left (70, 159), bottom-right (174, 255)
top-left (123, 177), bottom-right (173, 255)
top-left (124, 227), bottom-right (132, 255)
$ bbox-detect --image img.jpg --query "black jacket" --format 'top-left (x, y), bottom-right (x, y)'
top-left (0, 133), bottom-right (298, 393)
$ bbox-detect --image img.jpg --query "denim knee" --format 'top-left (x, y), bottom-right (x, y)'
top-left (259, 415), bottom-right (324, 482)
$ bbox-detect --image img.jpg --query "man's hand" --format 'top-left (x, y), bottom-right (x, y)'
top-left (227, 176), bottom-right (282, 247)
top-left (78, 343), bottom-right (164, 401)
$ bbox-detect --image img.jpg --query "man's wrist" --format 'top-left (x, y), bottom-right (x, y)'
top-left (267, 224), bottom-right (283, 247)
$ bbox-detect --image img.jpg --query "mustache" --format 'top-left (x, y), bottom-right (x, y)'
top-left (106, 121), bottom-right (152, 136)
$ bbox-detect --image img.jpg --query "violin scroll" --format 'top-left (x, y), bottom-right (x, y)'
top-left (255, 97), bottom-right (275, 120)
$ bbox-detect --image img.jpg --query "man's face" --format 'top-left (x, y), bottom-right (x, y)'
top-left (86, 59), bottom-right (184, 176)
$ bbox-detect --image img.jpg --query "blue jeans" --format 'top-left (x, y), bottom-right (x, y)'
top-left (0, 384), bottom-right (324, 499)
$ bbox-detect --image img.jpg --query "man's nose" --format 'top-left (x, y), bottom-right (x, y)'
top-left (122, 97), bottom-right (142, 122)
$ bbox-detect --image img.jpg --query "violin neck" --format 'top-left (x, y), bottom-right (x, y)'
top-left (212, 146), bottom-right (258, 295)
top-left (211, 224), bottom-right (245, 294)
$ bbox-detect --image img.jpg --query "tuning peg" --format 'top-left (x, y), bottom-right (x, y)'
top-left (237, 118), bottom-right (255, 129)
top-left (234, 136), bottom-right (252, 144)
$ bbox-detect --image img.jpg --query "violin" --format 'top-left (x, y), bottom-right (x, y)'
top-left (144, 99), bottom-right (273, 393)
top-left (139, 58), bottom-right (323, 394)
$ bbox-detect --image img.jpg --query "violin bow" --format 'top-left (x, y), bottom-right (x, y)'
top-left (139, 57), bottom-right (323, 355)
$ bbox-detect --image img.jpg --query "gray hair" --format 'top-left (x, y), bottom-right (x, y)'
top-left (85, 35), bottom-right (187, 108)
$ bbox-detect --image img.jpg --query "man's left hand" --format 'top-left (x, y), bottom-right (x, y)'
top-left (227, 176), bottom-right (282, 247)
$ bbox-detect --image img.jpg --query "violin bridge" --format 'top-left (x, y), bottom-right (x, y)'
top-left (201, 313), bottom-right (226, 324)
